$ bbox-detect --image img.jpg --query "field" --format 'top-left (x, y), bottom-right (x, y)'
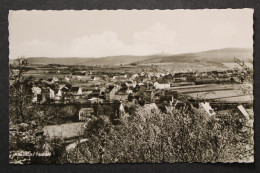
top-left (171, 84), bottom-right (252, 102)
top-left (144, 62), bottom-right (229, 72)
top-left (186, 90), bottom-right (251, 102)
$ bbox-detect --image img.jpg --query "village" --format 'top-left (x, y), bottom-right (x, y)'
top-left (23, 64), bottom-right (251, 107)
top-left (10, 62), bottom-right (253, 137)
top-left (7, 47), bottom-right (255, 165)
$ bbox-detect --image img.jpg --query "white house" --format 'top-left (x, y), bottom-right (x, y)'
top-left (119, 103), bottom-right (125, 114)
top-left (65, 76), bottom-right (70, 82)
top-left (57, 89), bottom-right (62, 97)
top-left (154, 81), bottom-right (170, 89)
top-left (49, 89), bottom-right (55, 99)
top-left (88, 97), bottom-right (104, 104)
top-left (105, 86), bottom-right (120, 102)
top-left (125, 80), bottom-right (136, 88)
top-left (71, 87), bottom-right (83, 95)
top-left (52, 77), bottom-right (59, 82)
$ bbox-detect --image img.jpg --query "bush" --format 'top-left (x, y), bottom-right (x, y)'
top-left (65, 103), bottom-right (253, 163)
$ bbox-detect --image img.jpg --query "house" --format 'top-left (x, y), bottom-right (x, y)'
top-left (126, 89), bottom-right (133, 94)
top-left (88, 97), bottom-right (104, 104)
top-left (49, 88), bottom-right (55, 99)
top-left (154, 81), bottom-right (170, 89)
top-left (90, 89), bottom-right (101, 98)
top-left (56, 89), bottom-right (62, 97)
top-left (230, 77), bottom-right (241, 83)
top-left (164, 74), bottom-right (173, 81)
top-left (125, 80), bottom-right (136, 88)
top-left (111, 76), bottom-right (117, 80)
top-left (174, 77), bottom-right (186, 83)
top-left (114, 90), bottom-right (128, 101)
top-left (174, 73), bottom-right (185, 78)
top-left (153, 92), bottom-right (161, 101)
top-left (117, 74), bottom-right (128, 79)
top-left (79, 108), bottom-right (94, 121)
top-left (65, 76), bottom-right (70, 82)
top-left (119, 103), bottom-right (125, 114)
top-left (105, 85), bottom-right (119, 101)
top-left (131, 74), bottom-right (139, 79)
top-left (200, 72), bottom-right (208, 77)
top-left (60, 86), bottom-right (69, 94)
top-left (53, 88), bottom-right (62, 101)
top-left (70, 87), bottom-right (83, 95)
top-left (52, 77), bottom-right (59, 82)
top-left (82, 89), bottom-right (92, 96)
top-left (47, 78), bottom-right (54, 83)
top-left (72, 71), bottom-right (87, 76)
top-left (91, 76), bottom-right (100, 81)
top-left (80, 71), bottom-right (87, 75)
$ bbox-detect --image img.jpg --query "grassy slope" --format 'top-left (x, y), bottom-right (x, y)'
top-left (136, 48), bottom-right (253, 64)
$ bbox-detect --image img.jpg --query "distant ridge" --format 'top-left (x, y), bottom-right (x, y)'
top-left (20, 48), bottom-right (253, 66)
top-left (136, 48), bottom-right (253, 64)
top-left (24, 55), bottom-right (166, 66)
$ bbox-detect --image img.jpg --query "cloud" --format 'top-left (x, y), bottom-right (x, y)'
top-left (68, 23), bottom-right (177, 57)
top-left (11, 40), bottom-right (65, 58)
top-left (10, 23), bottom-right (178, 58)
top-left (68, 31), bottom-right (126, 57)
top-left (10, 21), bottom-right (252, 59)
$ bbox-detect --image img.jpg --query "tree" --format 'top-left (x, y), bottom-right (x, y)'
top-left (234, 57), bottom-right (253, 98)
top-left (9, 57), bottom-right (33, 122)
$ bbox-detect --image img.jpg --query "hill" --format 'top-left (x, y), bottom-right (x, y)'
top-left (25, 55), bottom-right (164, 66)
top-left (136, 48), bottom-right (253, 65)
top-left (19, 47), bottom-right (253, 66)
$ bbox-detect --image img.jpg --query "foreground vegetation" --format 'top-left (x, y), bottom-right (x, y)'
top-left (9, 58), bottom-right (254, 164)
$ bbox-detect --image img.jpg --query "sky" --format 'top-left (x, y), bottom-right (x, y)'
top-left (9, 9), bottom-right (254, 59)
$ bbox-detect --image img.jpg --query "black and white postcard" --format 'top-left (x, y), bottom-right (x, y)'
top-left (9, 9), bottom-right (254, 164)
